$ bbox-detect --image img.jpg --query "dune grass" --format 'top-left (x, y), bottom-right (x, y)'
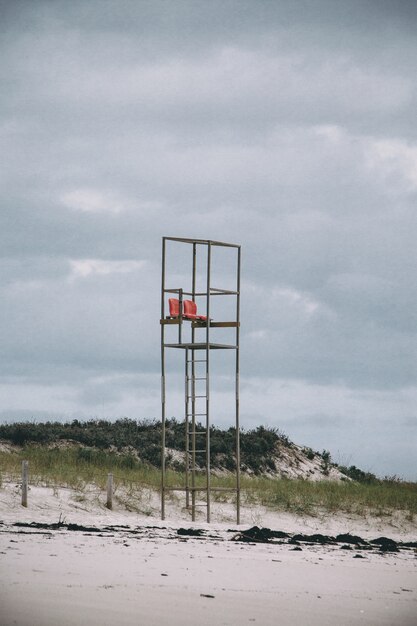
top-left (0, 446), bottom-right (161, 491)
top-left (1, 446), bottom-right (416, 520)
top-left (241, 475), bottom-right (417, 519)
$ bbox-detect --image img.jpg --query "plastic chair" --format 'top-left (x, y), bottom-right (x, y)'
top-left (168, 298), bottom-right (180, 317)
top-left (183, 300), bottom-right (207, 321)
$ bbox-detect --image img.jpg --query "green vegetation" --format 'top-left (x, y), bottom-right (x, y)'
top-left (339, 465), bottom-right (378, 484)
top-left (0, 418), bottom-right (290, 475)
top-left (0, 445), bottom-right (161, 491)
top-left (243, 476), bottom-right (417, 518)
top-left (1, 419), bottom-right (414, 519)
top-left (0, 443), bottom-right (415, 519)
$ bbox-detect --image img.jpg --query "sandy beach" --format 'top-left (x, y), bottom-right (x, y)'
top-left (1, 482), bottom-right (416, 626)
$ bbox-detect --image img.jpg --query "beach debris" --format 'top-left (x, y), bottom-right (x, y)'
top-left (231, 526), bottom-right (289, 543)
top-left (290, 534), bottom-right (335, 545)
top-left (8, 521), bottom-right (414, 556)
top-left (336, 533), bottom-right (367, 545)
top-left (13, 521), bottom-right (101, 533)
top-left (229, 527), bottom-right (415, 553)
top-left (370, 537), bottom-right (399, 552)
top-left (177, 528), bottom-right (205, 537)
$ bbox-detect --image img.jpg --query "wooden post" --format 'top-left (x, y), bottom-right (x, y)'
top-left (21, 460), bottom-right (28, 507)
top-left (106, 473), bottom-right (113, 510)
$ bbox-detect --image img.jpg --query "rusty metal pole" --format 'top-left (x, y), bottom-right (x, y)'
top-left (191, 243), bottom-right (197, 520)
top-left (236, 246), bottom-right (241, 525)
top-left (206, 242), bottom-right (212, 523)
top-left (185, 347), bottom-right (190, 509)
top-left (161, 237), bottom-right (166, 520)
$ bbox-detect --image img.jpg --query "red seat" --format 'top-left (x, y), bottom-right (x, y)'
top-left (168, 298), bottom-right (180, 317)
top-left (183, 300), bottom-right (207, 321)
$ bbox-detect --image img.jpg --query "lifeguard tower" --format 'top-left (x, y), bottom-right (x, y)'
top-left (160, 237), bottom-right (241, 523)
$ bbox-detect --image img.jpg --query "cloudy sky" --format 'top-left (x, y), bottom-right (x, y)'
top-left (1, 0), bottom-right (416, 479)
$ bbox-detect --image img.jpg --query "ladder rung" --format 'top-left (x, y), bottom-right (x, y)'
top-left (187, 359), bottom-right (207, 363)
top-left (186, 413), bottom-right (207, 417)
top-left (194, 449), bottom-right (206, 453)
top-left (188, 431), bottom-right (206, 435)
top-left (187, 395), bottom-right (206, 399)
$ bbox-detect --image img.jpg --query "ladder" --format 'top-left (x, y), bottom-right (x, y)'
top-left (185, 348), bottom-right (210, 521)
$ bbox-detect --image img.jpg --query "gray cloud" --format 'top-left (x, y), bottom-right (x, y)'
top-left (0, 0), bottom-right (416, 479)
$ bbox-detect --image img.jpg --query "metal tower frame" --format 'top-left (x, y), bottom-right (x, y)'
top-left (160, 237), bottom-right (241, 523)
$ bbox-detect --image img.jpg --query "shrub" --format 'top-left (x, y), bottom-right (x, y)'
top-left (304, 447), bottom-right (315, 460)
top-left (339, 465), bottom-right (377, 484)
